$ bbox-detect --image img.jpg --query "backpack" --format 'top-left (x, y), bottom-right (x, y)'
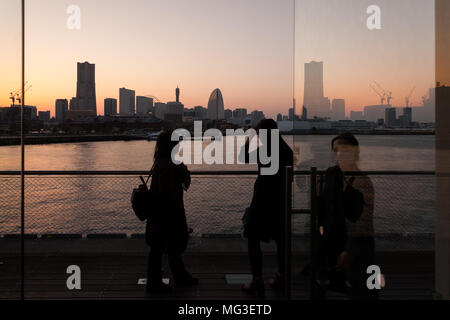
top-left (131, 165), bottom-right (157, 221)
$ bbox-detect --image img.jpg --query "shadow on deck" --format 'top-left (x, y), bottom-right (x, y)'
top-left (0, 238), bottom-right (434, 300)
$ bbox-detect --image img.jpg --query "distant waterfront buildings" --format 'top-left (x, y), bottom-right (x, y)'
top-left (1, 105), bottom-right (37, 123)
top-left (364, 104), bottom-right (386, 122)
top-left (136, 96), bottom-right (153, 116)
top-left (331, 99), bottom-right (346, 121)
top-left (69, 98), bottom-right (77, 111)
top-left (207, 88), bottom-right (224, 120)
top-left (193, 106), bottom-right (208, 120)
top-left (288, 108), bottom-right (294, 120)
top-left (183, 108), bottom-right (195, 122)
top-left (232, 108), bottom-right (247, 119)
top-left (385, 107), bottom-right (397, 127)
top-left (165, 101), bottom-right (184, 122)
top-left (119, 88), bottom-right (135, 116)
top-left (288, 107), bottom-right (300, 121)
top-left (277, 118), bottom-right (376, 132)
top-left (153, 102), bottom-right (166, 120)
top-left (301, 106), bottom-right (308, 120)
top-left (38, 110), bottom-right (51, 122)
top-left (350, 110), bottom-right (364, 121)
top-left (250, 110), bottom-right (265, 126)
top-left (403, 107), bottom-right (413, 125)
top-left (55, 99), bottom-right (68, 122)
top-left (228, 108), bottom-right (247, 125)
top-left (276, 113), bottom-right (282, 122)
top-left (224, 109), bottom-right (232, 120)
top-left (104, 98), bottom-right (117, 116)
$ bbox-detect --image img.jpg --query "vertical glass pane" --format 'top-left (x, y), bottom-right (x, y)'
top-left (0, 0), bottom-right (23, 300)
top-left (25, 0), bottom-right (294, 299)
top-left (294, 0), bottom-right (435, 300)
top-left (435, 0), bottom-right (450, 300)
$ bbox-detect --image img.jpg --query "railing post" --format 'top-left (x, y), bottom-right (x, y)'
top-left (310, 167), bottom-right (317, 300)
top-left (284, 166), bottom-right (293, 300)
top-left (20, 0), bottom-right (26, 301)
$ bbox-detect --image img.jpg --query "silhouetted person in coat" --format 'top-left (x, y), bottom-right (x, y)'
top-left (241, 119), bottom-right (294, 298)
top-left (146, 130), bottom-right (198, 292)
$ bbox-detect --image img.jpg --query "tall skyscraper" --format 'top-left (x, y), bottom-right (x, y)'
top-left (55, 99), bottom-right (68, 122)
top-left (332, 99), bottom-right (346, 120)
top-left (303, 61), bottom-right (331, 118)
top-left (136, 96), bottom-right (153, 116)
top-left (72, 62), bottom-right (97, 115)
top-left (104, 98), bottom-right (117, 116)
top-left (119, 88), bottom-right (135, 115)
top-left (176, 86), bottom-right (180, 103)
top-left (207, 88), bottom-right (224, 120)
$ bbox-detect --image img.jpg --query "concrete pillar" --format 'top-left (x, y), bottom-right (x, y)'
top-left (435, 0), bottom-right (450, 300)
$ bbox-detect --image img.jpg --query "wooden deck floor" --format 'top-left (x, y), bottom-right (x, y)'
top-left (0, 239), bottom-right (435, 300)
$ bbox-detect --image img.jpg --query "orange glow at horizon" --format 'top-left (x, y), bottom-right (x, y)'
top-left (1, 0), bottom-right (435, 120)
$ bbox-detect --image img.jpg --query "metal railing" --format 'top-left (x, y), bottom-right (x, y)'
top-left (0, 169), bottom-right (436, 300)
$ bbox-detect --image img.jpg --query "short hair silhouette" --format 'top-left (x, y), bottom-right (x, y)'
top-left (331, 132), bottom-right (359, 149)
top-left (255, 118), bottom-right (278, 130)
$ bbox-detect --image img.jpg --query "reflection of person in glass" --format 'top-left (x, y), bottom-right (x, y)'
top-left (317, 133), bottom-right (377, 299)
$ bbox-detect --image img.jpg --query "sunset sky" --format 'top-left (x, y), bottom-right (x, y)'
top-left (0, 0), bottom-right (435, 118)
top-left (295, 0), bottom-right (435, 114)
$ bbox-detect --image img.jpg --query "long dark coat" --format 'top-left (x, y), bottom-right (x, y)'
top-left (318, 166), bottom-right (348, 264)
top-left (243, 137), bottom-right (294, 242)
top-left (145, 157), bottom-right (190, 254)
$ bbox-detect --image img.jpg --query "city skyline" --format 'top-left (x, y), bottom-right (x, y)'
top-left (2, 57), bottom-right (436, 126)
top-left (294, 0), bottom-right (435, 116)
top-left (1, 0), bottom-right (436, 119)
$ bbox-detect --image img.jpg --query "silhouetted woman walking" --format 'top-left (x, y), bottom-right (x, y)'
top-left (146, 130), bottom-right (198, 292)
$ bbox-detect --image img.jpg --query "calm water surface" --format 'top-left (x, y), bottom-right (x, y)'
top-left (0, 135), bottom-right (435, 236)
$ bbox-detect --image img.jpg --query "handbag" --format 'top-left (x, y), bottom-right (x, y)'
top-left (131, 164), bottom-right (156, 221)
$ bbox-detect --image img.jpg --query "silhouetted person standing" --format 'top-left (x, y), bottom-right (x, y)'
top-left (317, 133), bottom-right (377, 300)
top-left (146, 130), bottom-right (198, 292)
top-left (241, 119), bottom-right (293, 297)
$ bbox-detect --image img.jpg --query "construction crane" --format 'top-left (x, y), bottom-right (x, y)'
top-left (15, 83), bottom-right (32, 105)
top-left (9, 88), bottom-right (21, 106)
top-left (370, 84), bottom-right (386, 105)
top-left (405, 87), bottom-right (415, 107)
top-left (422, 95), bottom-right (427, 106)
top-left (373, 81), bottom-right (393, 105)
top-left (9, 82), bottom-right (32, 106)
top-left (16, 83), bottom-right (32, 104)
